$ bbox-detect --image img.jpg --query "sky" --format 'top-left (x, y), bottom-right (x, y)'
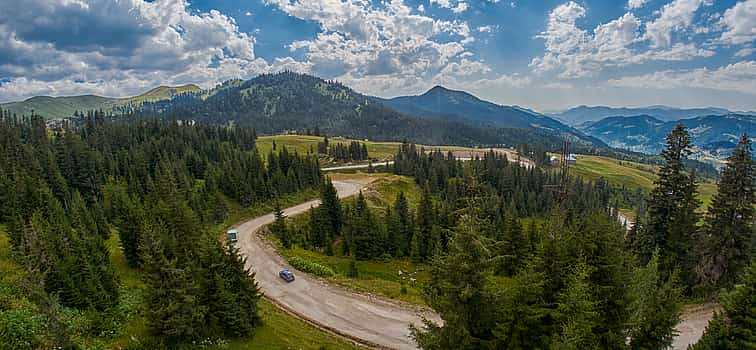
top-left (0, 0), bottom-right (754, 112)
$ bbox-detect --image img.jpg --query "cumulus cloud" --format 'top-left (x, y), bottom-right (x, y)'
top-left (627, 0), bottom-right (649, 10)
top-left (0, 0), bottom-right (272, 101)
top-left (735, 46), bottom-right (755, 57)
top-left (267, 0), bottom-right (482, 95)
top-left (531, 1), bottom-right (714, 78)
top-left (430, 0), bottom-right (469, 13)
top-left (477, 25), bottom-right (496, 33)
top-left (644, 0), bottom-right (711, 48)
top-left (717, 0), bottom-right (756, 45)
top-left (607, 60), bottom-right (756, 95)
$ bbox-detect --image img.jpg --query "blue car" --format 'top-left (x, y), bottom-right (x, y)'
top-left (279, 269), bottom-right (295, 282)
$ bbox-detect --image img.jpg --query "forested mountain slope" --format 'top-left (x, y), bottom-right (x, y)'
top-left (377, 85), bottom-right (601, 146)
top-left (137, 72), bottom-right (594, 148)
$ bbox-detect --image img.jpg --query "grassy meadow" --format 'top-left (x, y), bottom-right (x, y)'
top-left (568, 154), bottom-right (718, 209)
top-left (256, 134), bottom-right (513, 163)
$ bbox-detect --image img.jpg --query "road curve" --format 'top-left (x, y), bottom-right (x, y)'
top-left (322, 161), bottom-right (394, 171)
top-left (233, 179), bottom-right (709, 349)
top-left (233, 179), bottom-right (436, 350)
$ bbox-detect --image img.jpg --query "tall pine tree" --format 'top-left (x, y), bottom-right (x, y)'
top-left (638, 124), bottom-right (700, 290)
top-left (697, 135), bottom-right (755, 290)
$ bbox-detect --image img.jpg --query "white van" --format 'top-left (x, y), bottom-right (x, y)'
top-left (227, 229), bottom-right (239, 242)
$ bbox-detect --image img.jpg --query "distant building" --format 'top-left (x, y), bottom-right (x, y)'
top-left (45, 118), bottom-right (68, 130)
top-left (551, 154), bottom-right (578, 166)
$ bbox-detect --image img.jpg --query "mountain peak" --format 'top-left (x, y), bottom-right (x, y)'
top-left (424, 85), bottom-right (464, 96)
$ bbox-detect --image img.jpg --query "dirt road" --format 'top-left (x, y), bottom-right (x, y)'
top-left (322, 161), bottom-right (394, 171)
top-left (234, 179), bottom-right (437, 350)
top-left (234, 178), bottom-right (710, 349)
top-left (321, 153), bottom-right (533, 172)
top-left (673, 303), bottom-right (719, 349)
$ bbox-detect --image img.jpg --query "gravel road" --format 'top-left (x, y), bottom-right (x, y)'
top-left (233, 179), bottom-right (437, 349)
top-left (233, 178), bottom-right (711, 349)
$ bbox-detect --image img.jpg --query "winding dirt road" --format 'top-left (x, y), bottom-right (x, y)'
top-left (233, 179), bottom-right (437, 350)
top-left (233, 178), bottom-right (710, 349)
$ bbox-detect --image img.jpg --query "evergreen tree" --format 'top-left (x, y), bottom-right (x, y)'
top-left (318, 178), bottom-right (342, 248)
top-left (639, 124), bottom-right (700, 290)
top-left (347, 192), bottom-right (383, 259)
top-left (413, 214), bottom-right (492, 349)
top-left (691, 260), bottom-right (756, 350)
top-left (627, 251), bottom-right (682, 350)
top-left (217, 241), bottom-right (262, 336)
top-left (697, 135), bottom-right (755, 290)
top-left (272, 202), bottom-right (291, 249)
top-left (414, 184), bottom-right (434, 261)
top-left (393, 192), bottom-right (414, 256)
top-left (551, 260), bottom-right (601, 350)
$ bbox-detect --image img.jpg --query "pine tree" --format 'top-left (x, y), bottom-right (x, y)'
top-left (640, 124), bottom-right (700, 290)
top-left (697, 135), bottom-right (755, 290)
top-left (551, 260), bottom-right (601, 350)
top-left (117, 193), bottom-right (146, 267)
top-left (142, 221), bottom-right (207, 343)
top-left (394, 192), bottom-right (413, 256)
top-left (627, 250), bottom-right (682, 350)
top-left (348, 192), bottom-right (382, 259)
top-left (415, 184), bottom-right (434, 261)
top-left (691, 260), bottom-right (756, 350)
top-left (271, 202), bottom-right (291, 249)
top-left (218, 240), bottom-right (262, 336)
top-left (319, 178), bottom-right (342, 242)
top-left (413, 214), bottom-right (492, 349)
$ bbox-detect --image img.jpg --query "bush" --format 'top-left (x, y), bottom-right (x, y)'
top-left (0, 309), bottom-right (42, 350)
top-left (287, 257), bottom-right (335, 278)
top-left (347, 260), bottom-right (359, 278)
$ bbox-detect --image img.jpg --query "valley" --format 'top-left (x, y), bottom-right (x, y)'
top-left (3, 2), bottom-right (754, 350)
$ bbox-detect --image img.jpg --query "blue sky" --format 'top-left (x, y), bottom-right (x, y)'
top-left (0, 0), bottom-right (754, 111)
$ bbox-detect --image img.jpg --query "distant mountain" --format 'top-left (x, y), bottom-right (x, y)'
top-left (377, 86), bottom-right (601, 146)
top-left (0, 84), bottom-right (202, 118)
top-left (552, 105), bottom-right (736, 125)
top-left (579, 114), bottom-right (756, 164)
top-left (2, 73), bottom-right (607, 149)
top-left (137, 72), bottom-right (589, 148)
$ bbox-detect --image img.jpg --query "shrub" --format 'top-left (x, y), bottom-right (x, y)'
top-left (347, 260), bottom-right (359, 278)
top-left (287, 257), bottom-right (335, 278)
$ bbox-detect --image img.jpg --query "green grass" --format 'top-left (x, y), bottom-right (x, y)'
top-left (0, 204), bottom-right (360, 349)
top-left (568, 154), bottom-right (718, 209)
top-left (281, 247), bottom-right (429, 306)
top-left (569, 155), bottom-right (658, 191)
top-left (224, 299), bottom-right (361, 350)
top-left (0, 84), bottom-right (202, 119)
top-left (214, 188), bottom-right (320, 238)
top-left (269, 173), bottom-right (430, 306)
top-left (256, 134), bottom-right (512, 164)
top-left (0, 226), bottom-right (23, 284)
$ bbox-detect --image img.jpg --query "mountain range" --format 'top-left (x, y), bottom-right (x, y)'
top-left (579, 114), bottom-right (755, 165)
top-left (551, 105), bottom-right (748, 125)
top-left (0, 84), bottom-right (201, 118)
top-left (1, 73), bottom-right (602, 149)
top-left (376, 85), bottom-right (600, 146)
top-left (2, 73), bottom-right (750, 162)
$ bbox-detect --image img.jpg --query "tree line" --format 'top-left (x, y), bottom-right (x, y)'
top-left (413, 125), bottom-right (754, 349)
top-left (0, 110), bottom-right (322, 348)
top-left (275, 142), bottom-right (632, 264)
